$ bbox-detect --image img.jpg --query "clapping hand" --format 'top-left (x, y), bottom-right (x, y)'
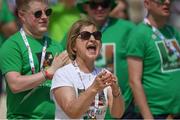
top-left (92, 69), bottom-right (117, 92)
top-left (46, 50), bottom-right (71, 77)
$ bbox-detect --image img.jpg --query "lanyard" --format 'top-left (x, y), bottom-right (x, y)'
top-left (94, 93), bottom-right (99, 117)
top-left (72, 61), bottom-right (99, 118)
top-left (20, 28), bottom-right (47, 74)
top-left (144, 18), bottom-right (180, 58)
top-left (144, 18), bottom-right (175, 40)
top-left (100, 19), bottom-right (110, 33)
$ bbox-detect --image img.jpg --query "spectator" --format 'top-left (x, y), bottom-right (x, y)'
top-left (61, 0), bottom-right (135, 118)
top-left (0, 0), bottom-right (70, 119)
top-left (127, 0), bottom-right (180, 119)
top-left (51, 19), bottom-right (125, 119)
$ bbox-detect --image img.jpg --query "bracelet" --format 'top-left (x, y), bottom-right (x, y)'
top-left (45, 70), bottom-right (53, 80)
top-left (41, 70), bottom-right (53, 80)
top-left (41, 70), bottom-right (48, 80)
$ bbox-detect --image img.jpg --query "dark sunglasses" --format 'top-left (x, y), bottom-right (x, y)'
top-left (34, 8), bottom-right (52, 18)
top-left (153, 0), bottom-right (172, 4)
top-left (78, 31), bottom-right (102, 41)
top-left (88, 1), bottom-right (110, 10)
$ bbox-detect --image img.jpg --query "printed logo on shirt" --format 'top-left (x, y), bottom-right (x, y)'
top-left (95, 43), bottom-right (116, 74)
top-left (156, 39), bottom-right (180, 72)
top-left (36, 52), bottom-right (54, 70)
top-left (37, 52), bottom-right (54, 87)
top-left (77, 88), bottom-right (107, 119)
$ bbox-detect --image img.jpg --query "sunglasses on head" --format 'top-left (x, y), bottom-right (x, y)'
top-left (87, 1), bottom-right (110, 10)
top-left (33, 8), bottom-right (52, 18)
top-left (78, 31), bottom-right (102, 41)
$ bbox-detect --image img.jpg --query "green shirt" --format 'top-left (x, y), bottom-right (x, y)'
top-left (48, 3), bottom-right (80, 42)
top-left (100, 18), bottom-right (135, 109)
top-left (0, 32), bottom-right (63, 119)
top-left (100, 18), bottom-right (135, 118)
top-left (126, 22), bottom-right (180, 115)
top-left (0, 0), bottom-right (15, 46)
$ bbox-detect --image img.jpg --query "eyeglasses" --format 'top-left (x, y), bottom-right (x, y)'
top-left (153, 0), bottom-right (171, 4)
top-left (87, 1), bottom-right (110, 10)
top-left (78, 31), bottom-right (102, 41)
top-left (33, 8), bottom-right (52, 18)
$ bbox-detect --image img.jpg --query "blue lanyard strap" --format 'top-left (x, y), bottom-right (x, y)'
top-left (100, 19), bottom-right (110, 33)
top-left (144, 18), bottom-right (175, 40)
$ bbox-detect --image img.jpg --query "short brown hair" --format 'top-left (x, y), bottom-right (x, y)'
top-left (16, 0), bottom-right (49, 10)
top-left (67, 19), bottom-right (97, 60)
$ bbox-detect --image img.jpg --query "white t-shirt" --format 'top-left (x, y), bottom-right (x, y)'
top-left (51, 63), bottom-right (109, 119)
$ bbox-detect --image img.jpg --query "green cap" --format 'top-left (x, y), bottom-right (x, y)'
top-left (76, 0), bottom-right (116, 13)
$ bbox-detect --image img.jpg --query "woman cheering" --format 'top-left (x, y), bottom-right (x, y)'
top-left (51, 19), bottom-right (124, 119)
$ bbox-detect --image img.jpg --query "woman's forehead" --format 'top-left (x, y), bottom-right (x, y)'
top-left (80, 25), bottom-right (97, 31)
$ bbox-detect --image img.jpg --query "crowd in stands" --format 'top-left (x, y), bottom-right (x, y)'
top-left (0, 0), bottom-right (180, 119)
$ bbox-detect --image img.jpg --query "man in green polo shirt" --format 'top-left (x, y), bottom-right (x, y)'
top-left (127, 0), bottom-right (180, 119)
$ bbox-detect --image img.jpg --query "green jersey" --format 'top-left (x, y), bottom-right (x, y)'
top-left (0, 32), bottom-right (63, 119)
top-left (99, 18), bottom-right (135, 118)
top-left (126, 22), bottom-right (180, 115)
top-left (99, 18), bottom-right (135, 110)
